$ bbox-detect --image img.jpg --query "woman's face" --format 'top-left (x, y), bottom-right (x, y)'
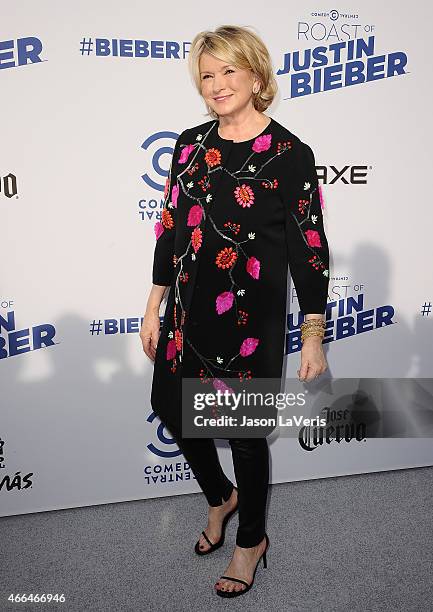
top-left (199, 52), bottom-right (258, 117)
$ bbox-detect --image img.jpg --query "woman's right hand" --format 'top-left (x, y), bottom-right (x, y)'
top-left (140, 310), bottom-right (161, 362)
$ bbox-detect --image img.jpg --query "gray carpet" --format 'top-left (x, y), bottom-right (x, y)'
top-left (2, 466), bottom-right (433, 612)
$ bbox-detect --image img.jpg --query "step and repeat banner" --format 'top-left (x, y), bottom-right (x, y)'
top-left (1, 1), bottom-right (432, 517)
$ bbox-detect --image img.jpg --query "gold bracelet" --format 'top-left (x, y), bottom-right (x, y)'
top-left (300, 319), bottom-right (326, 344)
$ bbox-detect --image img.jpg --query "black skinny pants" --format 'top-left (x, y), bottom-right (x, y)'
top-left (168, 423), bottom-right (269, 548)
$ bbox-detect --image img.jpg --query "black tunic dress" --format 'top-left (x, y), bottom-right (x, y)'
top-left (150, 116), bottom-right (330, 433)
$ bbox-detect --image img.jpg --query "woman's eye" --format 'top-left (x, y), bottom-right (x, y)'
top-left (225, 69), bottom-right (234, 74)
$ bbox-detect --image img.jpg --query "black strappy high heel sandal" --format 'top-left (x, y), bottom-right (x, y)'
top-left (214, 533), bottom-right (269, 597)
top-left (194, 487), bottom-right (238, 556)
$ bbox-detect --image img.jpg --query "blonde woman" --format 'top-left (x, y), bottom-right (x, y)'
top-left (141, 24), bottom-right (330, 598)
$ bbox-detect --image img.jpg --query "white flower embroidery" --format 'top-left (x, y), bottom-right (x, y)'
top-left (175, 297), bottom-right (178, 303)
top-left (323, 269), bottom-right (329, 277)
top-left (216, 356), bottom-right (223, 364)
top-left (168, 331), bottom-right (173, 339)
top-left (248, 164), bottom-right (256, 172)
top-left (206, 193), bottom-right (212, 203)
top-left (191, 253), bottom-right (196, 261)
top-left (179, 354), bottom-right (182, 362)
top-left (248, 232), bottom-right (255, 239)
top-left (196, 133), bottom-right (202, 141)
top-left (304, 182), bottom-right (311, 191)
top-left (237, 289), bottom-right (245, 296)
top-left (311, 215), bottom-right (318, 224)
top-left (187, 181), bottom-right (194, 188)
top-left (168, 202), bottom-right (174, 208)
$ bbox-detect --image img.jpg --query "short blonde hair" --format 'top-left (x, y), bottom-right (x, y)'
top-left (188, 25), bottom-right (278, 119)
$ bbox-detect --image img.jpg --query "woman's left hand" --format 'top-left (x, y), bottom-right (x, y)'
top-left (297, 336), bottom-right (328, 382)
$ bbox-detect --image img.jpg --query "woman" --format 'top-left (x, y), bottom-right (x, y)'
top-left (140, 25), bottom-right (330, 598)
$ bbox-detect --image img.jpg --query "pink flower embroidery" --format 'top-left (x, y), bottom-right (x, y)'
top-left (179, 144), bottom-right (195, 164)
top-left (252, 134), bottom-right (272, 153)
top-left (154, 221), bottom-right (164, 240)
top-left (216, 291), bottom-right (234, 314)
top-left (166, 339), bottom-right (176, 360)
top-left (234, 184), bottom-right (255, 208)
top-left (171, 184), bottom-right (179, 208)
top-left (305, 229), bottom-right (322, 248)
top-left (246, 256), bottom-right (260, 279)
top-left (213, 378), bottom-right (235, 394)
top-left (240, 337), bottom-right (259, 357)
top-left (187, 204), bottom-right (203, 226)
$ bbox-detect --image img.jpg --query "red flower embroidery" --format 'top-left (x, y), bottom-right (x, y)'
top-left (187, 162), bottom-right (199, 175)
top-left (191, 227), bottom-right (203, 252)
top-left (175, 329), bottom-right (182, 351)
top-left (161, 208), bottom-right (174, 229)
top-left (198, 175), bottom-right (210, 192)
top-left (277, 140), bottom-right (292, 153)
top-left (223, 221), bottom-right (241, 235)
top-left (237, 310), bottom-right (248, 325)
top-left (205, 148), bottom-right (222, 167)
top-left (262, 179), bottom-right (278, 189)
top-left (298, 199), bottom-right (309, 215)
top-left (215, 247), bottom-right (237, 269)
top-left (234, 184), bottom-right (254, 208)
top-left (305, 229), bottom-right (322, 248)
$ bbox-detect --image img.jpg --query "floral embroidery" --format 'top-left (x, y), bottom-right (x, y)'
top-left (215, 247), bottom-right (237, 269)
top-left (308, 255), bottom-right (326, 271)
top-left (216, 291), bottom-right (235, 315)
top-left (171, 184), bottom-right (179, 208)
top-left (305, 229), bottom-right (322, 248)
top-left (187, 162), bottom-right (199, 175)
top-left (154, 119), bottom-right (329, 384)
top-left (204, 147), bottom-right (222, 167)
top-left (262, 179), bottom-right (278, 189)
top-left (154, 221), bottom-right (164, 240)
top-left (298, 199), bottom-right (309, 215)
top-left (240, 337), bottom-right (259, 357)
top-left (252, 134), bottom-right (272, 153)
top-left (237, 309), bottom-right (248, 325)
top-left (187, 204), bottom-right (203, 226)
top-left (246, 256), bottom-right (260, 279)
top-left (197, 175), bottom-right (211, 192)
top-left (234, 184), bottom-right (255, 208)
top-left (163, 177), bottom-right (170, 199)
top-left (179, 144), bottom-right (195, 164)
top-left (191, 227), bottom-right (202, 252)
top-left (223, 221), bottom-right (241, 235)
top-left (277, 140), bottom-right (292, 153)
top-left (161, 208), bottom-right (174, 229)
top-left (175, 329), bottom-right (183, 351)
top-left (166, 339), bottom-right (176, 360)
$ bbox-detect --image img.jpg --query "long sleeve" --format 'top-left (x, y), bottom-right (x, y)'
top-left (283, 140), bottom-right (330, 315)
top-left (151, 130), bottom-right (185, 286)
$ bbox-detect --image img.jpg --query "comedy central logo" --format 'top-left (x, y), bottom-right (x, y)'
top-left (139, 130), bottom-right (180, 223)
top-left (146, 411), bottom-right (182, 458)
